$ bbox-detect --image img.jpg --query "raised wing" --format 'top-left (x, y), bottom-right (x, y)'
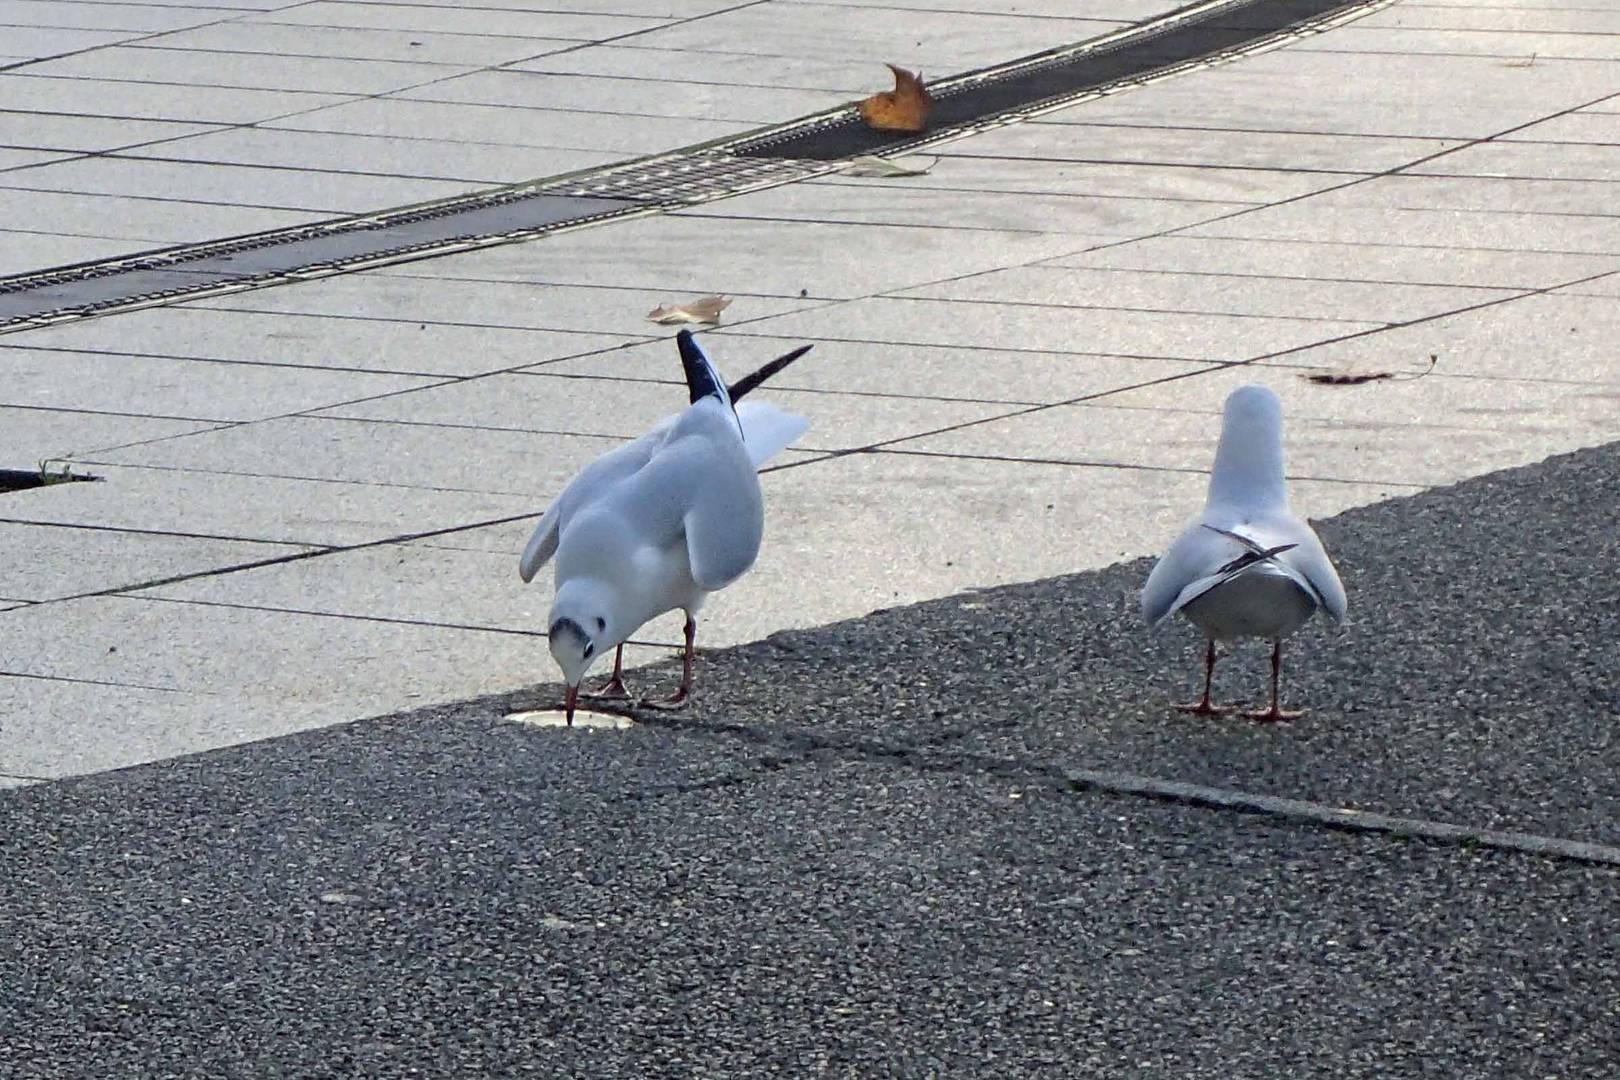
top-left (518, 415), bottom-right (678, 582)
top-left (735, 400), bottom-right (809, 468)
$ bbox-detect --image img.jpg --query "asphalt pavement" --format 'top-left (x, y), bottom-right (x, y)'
top-left (2, 435), bottom-right (1617, 1077)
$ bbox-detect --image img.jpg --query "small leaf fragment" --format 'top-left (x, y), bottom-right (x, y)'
top-left (646, 295), bottom-right (732, 325)
top-left (843, 154), bottom-right (937, 178)
top-left (1303, 353), bottom-right (1438, 386)
top-left (857, 64), bottom-right (933, 134)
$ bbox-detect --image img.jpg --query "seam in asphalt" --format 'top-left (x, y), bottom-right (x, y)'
top-left (533, 701), bottom-right (1620, 869)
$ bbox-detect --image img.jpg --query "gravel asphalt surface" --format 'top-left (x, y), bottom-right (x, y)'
top-left (2, 438), bottom-right (1617, 1077)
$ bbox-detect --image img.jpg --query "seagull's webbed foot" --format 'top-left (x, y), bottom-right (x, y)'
top-left (636, 686), bottom-right (690, 711)
top-left (1240, 705), bottom-right (1305, 723)
top-left (582, 645), bottom-right (632, 700)
top-left (584, 674), bottom-right (632, 701)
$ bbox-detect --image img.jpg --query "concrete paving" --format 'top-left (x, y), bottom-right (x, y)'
top-left (0, 0), bottom-right (1616, 781)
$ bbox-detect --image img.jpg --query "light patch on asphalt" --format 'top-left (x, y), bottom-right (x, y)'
top-left (506, 709), bottom-right (636, 730)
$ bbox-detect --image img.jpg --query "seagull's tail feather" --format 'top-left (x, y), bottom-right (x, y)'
top-left (736, 401), bottom-right (809, 469)
top-left (728, 344), bottom-right (814, 401)
top-left (676, 329), bottom-right (728, 406)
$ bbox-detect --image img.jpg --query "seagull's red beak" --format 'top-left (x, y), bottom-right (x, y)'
top-left (564, 683), bottom-right (578, 727)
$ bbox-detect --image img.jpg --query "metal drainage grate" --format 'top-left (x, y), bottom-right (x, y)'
top-left (0, 0), bottom-right (1383, 333)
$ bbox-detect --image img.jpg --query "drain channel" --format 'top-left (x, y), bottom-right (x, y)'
top-left (0, 0), bottom-right (1380, 334)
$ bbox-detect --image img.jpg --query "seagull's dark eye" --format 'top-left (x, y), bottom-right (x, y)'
top-left (595, 617), bottom-right (606, 632)
top-left (583, 643), bottom-right (595, 660)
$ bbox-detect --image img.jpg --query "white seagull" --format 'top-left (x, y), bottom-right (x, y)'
top-left (1141, 384), bottom-right (1346, 721)
top-left (520, 330), bottom-right (812, 725)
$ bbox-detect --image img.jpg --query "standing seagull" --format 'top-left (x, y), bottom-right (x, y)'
top-left (520, 330), bottom-right (812, 724)
top-left (1141, 384), bottom-right (1346, 721)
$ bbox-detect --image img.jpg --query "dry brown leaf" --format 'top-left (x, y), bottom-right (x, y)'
top-left (646, 295), bottom-right (732, 325)
top-left (857, 64), bottom-right (933, 134)
top-left (1304, 353), bottom-right (1438, 386)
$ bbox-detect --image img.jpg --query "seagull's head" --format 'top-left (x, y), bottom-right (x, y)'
top-left (547, 582), bottom-right (619, 722)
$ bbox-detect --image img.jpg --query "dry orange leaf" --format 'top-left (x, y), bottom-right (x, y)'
top-left (857, 64), bottom-right (933, 134)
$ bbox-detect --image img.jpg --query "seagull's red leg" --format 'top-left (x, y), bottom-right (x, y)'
top-left (1175, 639), bottom-right (1234, 716)
top-left (1243, 639), bottom-right (1305, 722)
top-left (584, 644), bottom-right (631, 700)
top-left (639, 614), bottom-right (696, 710)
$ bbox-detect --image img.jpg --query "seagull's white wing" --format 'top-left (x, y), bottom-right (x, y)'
top-left (1144, 513), bottom-right (1347, 627)
top-left (735, 400), bottom-right (809, 468)
top-left (1142, 522), bottom-right (1234, 627)
top-left (612, 398), bottom-right (766, 593)
top-left (1274, 519), bottom-right (1347, 622)
top-left (518, 414), bottom-right (679, 583)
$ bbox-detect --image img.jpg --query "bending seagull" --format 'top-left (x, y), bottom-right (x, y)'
top-left (1141, 384), bottom-right (1346, 721)
top-left (520, 330), bottom-right (812, 725)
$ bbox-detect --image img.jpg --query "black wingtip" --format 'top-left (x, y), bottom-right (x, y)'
top-left (727, 343), bottom-right (814, 402)
top-left (676, 329), bottom-right (726, 405)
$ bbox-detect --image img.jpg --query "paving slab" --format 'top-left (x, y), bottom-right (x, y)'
top-left (899, 263), bottom-right (1504, 323)
top-left (1315, 173), bottom-right (1620, 217)
top-left (129, 127), bottom-right (617, 184)
top-left (1503, 110), bottom-right (1620, 145)
top-left (1185, 200), bottom-right (1620, 257)
top-left (0, 406), bottom-right (214, 460)
top-left (144, 540), bottom-right (549, 634)
top-left (0, 155), bottom-right (475, 213)
top-left (0, 232), bottom-right (138, 277)
top-left (0, 0), bottom-right (234, 33)
top-left (0, 26), bottom-right (134, 59)
top-left (539, 333), bottom-right (1215, 404)
top-left (1411, 138), bottom-right (1620, 182)
top-left (194, 274), bottom-right (823, 336)
top-left (738, 295), bottom-right (1381, 360)
top-left (629, 3), bottom-right (1121, 68)
top-left (1295, 25), bottom-right (1620, 61)
top-left (0, 676), bottom-right (220, 779)
top-left (1060, 47), bottom-right (1611, 139)
top-left (376, 212), bottom-right (1098, 301)
top-left (131, 23), bottom-right (580, 65)
top-left (899, 364), bottom-right (1620, 487)
top-left (398, 69), bottom-right (847, 123)
top-left (0, 147), bottom-right (68, 170)
top-left (0, 73), bottom-right (353, 124)
top-left (307, 371), bottom-right (1008, 452)
top-left (821, 154), bottom-right (1345, 204)
top-left (0, 521), bottom-right (307, 602)
top-left (0, 462), bottom-right (535, 547)
top-left (0, 595), bottom-right (547, 768)
top-left (16, 46), bottom-right (460, 95)
top-left (0, 718), bottom-right (1614, 1075)
top-left (682, 181), bottom-right (1255, 238)
top-left (86, 414), bottom-right (646, 495)
top-left (1050, 233), bottom-right (1618, 290)
top-left (265, 95), bottom-right (754, 153)
top-left (959, 120), bottom-right (1448, 173)
top-left (0, 112), bottom-right (220, 153)
top-left (243, 1), bottom-right (667, 40)
top-left (0, 188), bottom-right (318, 244)
top-left (1360, 3), bottom-right (1620, 34)
top-left (4, 307), bottom-right (639, 378)
top-left (0, 346), bottom-right (442, 421)
top-left (1254, 290), bottom-right (1620, 384)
